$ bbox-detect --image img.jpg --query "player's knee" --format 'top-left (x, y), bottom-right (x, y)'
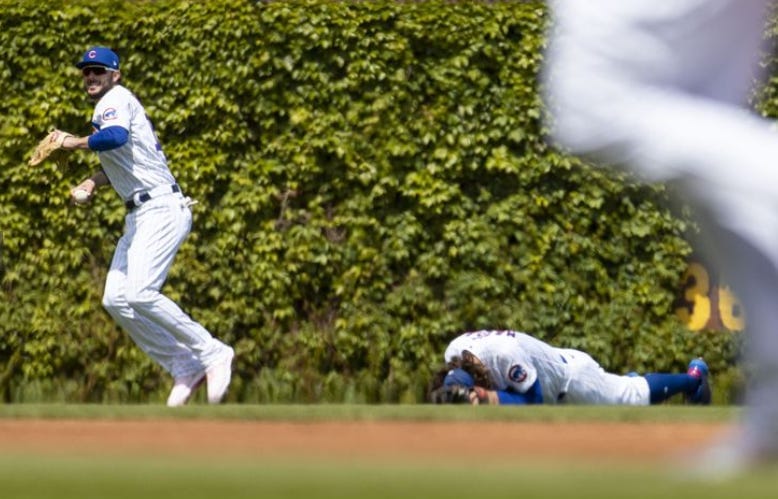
top-left (102, 289), bottom-right (127, 316)
top-left (124, 286), bottom-right (159, 311)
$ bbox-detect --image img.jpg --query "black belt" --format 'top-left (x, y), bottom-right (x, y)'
top-left (125, 184), bottom-right (180, 212)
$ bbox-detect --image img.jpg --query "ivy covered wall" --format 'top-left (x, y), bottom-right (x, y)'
top-left (0, 0), bottom-right (743, 403)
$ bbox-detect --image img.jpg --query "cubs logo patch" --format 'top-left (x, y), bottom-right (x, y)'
top-left (88, 50), bottom-right (97, 59)
top-left (102, 108), bottom-right (118, 121)
top-left (508, 364), bottom-right (527, 383)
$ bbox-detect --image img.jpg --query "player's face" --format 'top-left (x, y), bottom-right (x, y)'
top-left (81, 66), bottom-right (119, 100)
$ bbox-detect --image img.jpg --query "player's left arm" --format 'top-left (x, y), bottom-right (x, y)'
top-left (470, 386), bottom-right (542, 405)
top-left (61, 134), bottom-right (90, 150)
top-left (62, 126), bottom-right (128, 151)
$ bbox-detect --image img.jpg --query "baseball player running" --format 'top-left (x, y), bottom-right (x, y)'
top-left (54, 46), bottom-right (234, 406)
top-left (543, 0), bottom-right (778, 471)
top-left (429, 330), bottom-right (710, 406)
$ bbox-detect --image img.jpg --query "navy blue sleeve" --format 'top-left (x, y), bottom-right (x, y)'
top-left (496, 379), bottom-right (544, 405)
top-left (496, 390), bottom-right (535, 405)
top-left (87, 126), bottom-right (129, 151)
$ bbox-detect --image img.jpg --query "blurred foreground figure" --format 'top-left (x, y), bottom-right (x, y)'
top-left (543, 0), bottom-right (778, 473)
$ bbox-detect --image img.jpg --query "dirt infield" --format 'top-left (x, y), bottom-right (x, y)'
top-left (0, 419), bottom-right (731, 464)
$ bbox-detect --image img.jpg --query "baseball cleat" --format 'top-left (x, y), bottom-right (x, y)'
top-left (166, 371), bottom-right (206, 407)
top-left (206, 347), bottom-right (234, 404)
top-left (686, 357), bottom-right (711, 405)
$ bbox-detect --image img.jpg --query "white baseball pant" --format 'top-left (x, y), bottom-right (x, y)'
top-left (556, 350), bottom-right (651, 405)
top-left (102, 191), bottom-right (231, 379)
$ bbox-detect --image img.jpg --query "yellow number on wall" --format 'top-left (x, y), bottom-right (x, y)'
top-left (719, 285), bottom-right (746, 332)
top-left (676, 262), bottom-right (711, 331)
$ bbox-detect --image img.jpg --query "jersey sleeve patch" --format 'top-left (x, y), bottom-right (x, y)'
top-left (102, 107), bottom-right (118, 121)
top-left (508, 364), bottom-right (528, 383)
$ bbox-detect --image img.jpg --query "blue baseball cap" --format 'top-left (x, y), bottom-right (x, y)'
top-left (443, 368), bottom-right (474, 388)
top-left (76, 47), bottom-right (120, 70)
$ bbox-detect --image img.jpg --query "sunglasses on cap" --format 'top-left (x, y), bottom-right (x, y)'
top-left (81, 66), bottom-right (110, 76)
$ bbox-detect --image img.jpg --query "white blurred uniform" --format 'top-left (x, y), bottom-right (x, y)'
top-left (544, 0), bottom-right (778, 458)
top-left (444, 330), bottom-right (650, 405)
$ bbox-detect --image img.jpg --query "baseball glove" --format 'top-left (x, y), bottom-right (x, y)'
top-left (29, 129), bottom-right (72, 166)
top-left (429, 384), bottom-right (473, 404)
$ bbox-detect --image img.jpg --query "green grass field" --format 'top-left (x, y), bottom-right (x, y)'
top-left (3, 454), bottom-right (776, 499)
top-left (0, 404), bottom-right (774, 499)
top-left (0, 402), bottom-right (740, 422)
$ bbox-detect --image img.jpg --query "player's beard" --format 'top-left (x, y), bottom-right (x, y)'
top-left (84, 76), bottom-right (117, 102)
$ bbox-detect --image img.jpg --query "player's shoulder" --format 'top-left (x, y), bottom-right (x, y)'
top-left (94, 86), bottom-right (140, 124)
top-left (98, 85), bottom-right (137, 106)
top-left (117, 85), bottom-right (140, 102)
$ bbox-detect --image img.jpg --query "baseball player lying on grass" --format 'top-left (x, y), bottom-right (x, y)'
top-left (429, 330), bottom-right (710, 406)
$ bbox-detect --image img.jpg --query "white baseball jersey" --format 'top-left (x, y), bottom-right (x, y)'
top-left (444, 330), bottom-right (650, 405)
top-left (91, 85), bottom-right (176, 201)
